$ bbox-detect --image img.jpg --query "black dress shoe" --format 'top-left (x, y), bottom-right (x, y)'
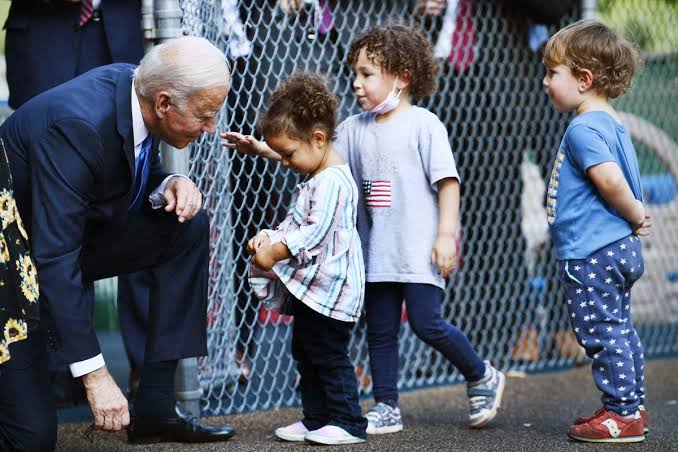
top-left (127, 403), bottom-right (235, 444)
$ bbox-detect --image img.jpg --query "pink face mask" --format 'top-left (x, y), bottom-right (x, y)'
top-left (370, 78), bottom-right (402, 114)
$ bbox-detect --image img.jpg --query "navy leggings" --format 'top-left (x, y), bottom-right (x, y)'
top-left (365, 283), bottom-right (486, 404)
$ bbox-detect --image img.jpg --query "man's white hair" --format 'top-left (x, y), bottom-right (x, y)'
top-left (134, 36), bottom-right (230, 108)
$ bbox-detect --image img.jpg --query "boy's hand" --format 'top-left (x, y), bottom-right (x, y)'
top-left (247, 233), bottom-right (271, 256)
top-left (253, 246), bottom-right (277, 271)
top-left (431, 234), bottom-right (457, 278)
top-left (633, 213), bottom-right (652, 237)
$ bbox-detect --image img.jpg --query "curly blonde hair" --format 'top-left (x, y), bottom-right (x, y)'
top-left (543, 20), bottom-right (641, 99)
top-left (348, 24), bottom-right (438, 100)
top-left (258, 73), bottom-right (338, 141)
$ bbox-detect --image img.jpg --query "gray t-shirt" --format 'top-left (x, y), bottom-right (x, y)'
top-left (335, 106), bottom-right (460, 289)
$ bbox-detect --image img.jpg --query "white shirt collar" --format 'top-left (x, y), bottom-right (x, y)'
top-left (131, 78), bottom-right (149, 151)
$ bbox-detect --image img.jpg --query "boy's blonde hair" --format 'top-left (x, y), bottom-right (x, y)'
top-left (543, 19), bottom-right (641, 99)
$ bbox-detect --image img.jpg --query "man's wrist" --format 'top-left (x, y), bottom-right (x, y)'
top-left (81, 366), bottom-right (109, 388)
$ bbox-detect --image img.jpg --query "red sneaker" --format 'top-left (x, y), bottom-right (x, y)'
top-left (574, 406), bottom-right (649, 434)
top-left (568, 409), bottom-right (645, 443)
top-left (639, 405), bottom-right (649, 434)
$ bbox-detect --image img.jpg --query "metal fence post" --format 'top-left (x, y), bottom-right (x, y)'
top-left (581, 0), bottom-right (597, 19)
top-left (144, 0), bottom-right (202, 416)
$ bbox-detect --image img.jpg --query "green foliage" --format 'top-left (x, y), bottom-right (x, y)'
top-left (598, 0), bottom-right (678, 53)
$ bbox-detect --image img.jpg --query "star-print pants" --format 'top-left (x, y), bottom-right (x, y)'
top-left (557, 234), bottom-right (646, 416)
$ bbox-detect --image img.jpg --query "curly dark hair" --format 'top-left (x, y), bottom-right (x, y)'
top-left (347, 24), bottom-right (438, 100)
top-left (257, 72), bottom-right (338, 141)
top-left (543, 20), bottom-right (641, 99)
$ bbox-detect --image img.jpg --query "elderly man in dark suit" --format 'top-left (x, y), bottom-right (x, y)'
top-left (4, 0), bottom-right (152, 407)
top-left (0, 36), bottom-right (235, 445)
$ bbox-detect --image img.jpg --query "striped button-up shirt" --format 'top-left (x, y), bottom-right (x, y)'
top-left (249, 164), bottom-right (365, 322)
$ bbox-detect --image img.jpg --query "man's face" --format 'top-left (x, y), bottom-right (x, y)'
top-left (157, 86), bottom-right (228, 149)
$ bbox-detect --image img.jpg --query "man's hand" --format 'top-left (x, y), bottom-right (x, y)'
top-left (278, 0), bottom-right (302, 14)
top-left (253, 245), bottom-right (277, 271)
top-left (247, 233), bottom-right (271, 256)
top-left (163, 176), bottom-right (203, 223)
top-left (81, 367), bottom-right (129, 432)
top-left (417, 0), bottom-right (446, 16)
top-left (431, 234), bottom-right (457, 278)
top-left (220, 132), bottom-right (281, 161)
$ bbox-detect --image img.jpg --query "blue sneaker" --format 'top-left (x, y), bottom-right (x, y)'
top-left (365, 402), bottom-right (403, 434)
top-left (467, 361), bottom-right (505, 428)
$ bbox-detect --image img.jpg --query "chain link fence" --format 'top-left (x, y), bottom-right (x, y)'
top-left (175, 0), bottom-right (678, 416)
top-left (2, 0), bottom-right (673, 417)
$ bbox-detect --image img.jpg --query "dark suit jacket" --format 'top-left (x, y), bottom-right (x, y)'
top-left (0, 64), bottom-right (168, 364)
top-left (4, 0), bottom-right (144, 109)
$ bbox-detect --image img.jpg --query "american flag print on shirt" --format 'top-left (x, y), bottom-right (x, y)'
top-left (362, 179), bottom-right (391, 208)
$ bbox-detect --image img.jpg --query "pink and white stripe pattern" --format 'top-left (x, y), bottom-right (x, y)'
top-left (79, 0), bottom-right (94, 27)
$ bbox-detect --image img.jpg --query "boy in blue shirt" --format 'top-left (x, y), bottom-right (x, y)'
top-left (542, 20), bottom-right (651, 443)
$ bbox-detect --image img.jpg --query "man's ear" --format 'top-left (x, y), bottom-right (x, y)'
top-left (578, 69), bottom-right (594, 93)
top-left (155, 91), bottom-right (172, 118)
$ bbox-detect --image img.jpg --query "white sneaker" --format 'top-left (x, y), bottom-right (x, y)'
top-left (275, 421), bottom-right (309, 442)
top-left (305, 425), bottom-right (366, 445)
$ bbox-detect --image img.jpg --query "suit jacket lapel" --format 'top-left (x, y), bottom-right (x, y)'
top-left (115, 67), bottom-right (135, 175)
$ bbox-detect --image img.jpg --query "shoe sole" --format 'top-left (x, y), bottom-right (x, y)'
top-left (568, 432), bottom-right (645, 443)
top-left (275, 429), bottom-right (307, 442)
top-left (469, 371), bottom-right (505, 428)
top-left (366, 424), bottom-right (404, 435)
top-left (305, 434), bottom-right (367, 445)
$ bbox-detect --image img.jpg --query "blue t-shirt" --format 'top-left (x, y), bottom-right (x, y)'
top-left (547, 111), bottom-right (643, 260)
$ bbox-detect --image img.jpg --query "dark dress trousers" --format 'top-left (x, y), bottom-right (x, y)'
top-left (0, 64), bottom-right (209, 368)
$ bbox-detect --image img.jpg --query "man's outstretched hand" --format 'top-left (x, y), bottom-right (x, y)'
top-left (82, 367), bottom-right (130, 432)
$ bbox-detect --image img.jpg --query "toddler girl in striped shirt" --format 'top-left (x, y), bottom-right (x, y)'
top-left (245, 73), bottom-right (367, 445)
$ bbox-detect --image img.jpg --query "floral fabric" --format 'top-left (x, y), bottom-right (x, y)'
top-left (0, 140), bottom-right (39, 365)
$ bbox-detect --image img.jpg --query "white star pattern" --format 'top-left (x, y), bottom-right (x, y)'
top-left (562, 239), bottom-right (644, 403)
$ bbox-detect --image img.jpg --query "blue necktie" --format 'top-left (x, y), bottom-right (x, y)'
top-left (129, 136), bottom-right (152, 212)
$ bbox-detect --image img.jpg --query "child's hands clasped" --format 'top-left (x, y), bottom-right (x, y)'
top-left (431, 234), bottom-right (457, 278)
top-left (252, 246), bottom-right (277, 271)
top-left (247, 233), bottom-right (271, 256)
